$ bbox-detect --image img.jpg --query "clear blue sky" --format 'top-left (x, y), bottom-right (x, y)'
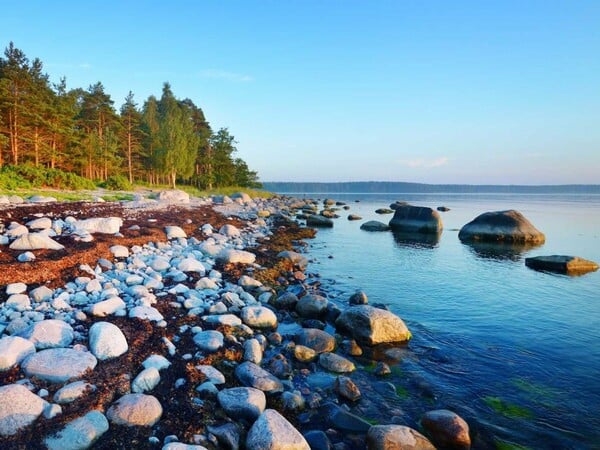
top-left (2, 0), bottom-right (599, 184)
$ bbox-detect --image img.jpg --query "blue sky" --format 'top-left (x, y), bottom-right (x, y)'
top-left (2, 0), bottom-right (599, 184)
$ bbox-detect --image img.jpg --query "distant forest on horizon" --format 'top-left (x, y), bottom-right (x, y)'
top-left (262, 181), bottom-right (600, 194)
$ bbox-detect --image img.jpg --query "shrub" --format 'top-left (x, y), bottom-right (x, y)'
top-left (101, 175), bottom-right (133, 191)
top-left (0, 165), bottom-right (95, 190)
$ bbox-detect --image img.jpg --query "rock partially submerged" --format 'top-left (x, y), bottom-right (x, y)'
top-left (458, 210), bottom-right (545, 244)
top-left (388, 205), bottom-right (443, 234)
top-left (367, 424), bottom-right (436, 449)
top-left (360, 220), bottom-right (390, 232)
top-left (306, 215), bottom-right (334, 228)
top-left (525, 255), bottom-right (599, 275)
top-left (421, 409), bottom-right (471, 450)
top-left (336, 305), bottom-right (411, 345)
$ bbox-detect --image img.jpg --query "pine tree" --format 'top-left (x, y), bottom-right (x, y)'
top-left (120, 91), bottom-right (143, 183)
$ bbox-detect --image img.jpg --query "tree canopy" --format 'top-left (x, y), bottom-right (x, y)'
top-left (0, 42), bottom-right (261, 189)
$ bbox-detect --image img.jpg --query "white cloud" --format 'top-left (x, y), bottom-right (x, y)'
top-left (399, 157), bottom-right (449, 168)
top-left (198, 69), bottom-right (253, 82)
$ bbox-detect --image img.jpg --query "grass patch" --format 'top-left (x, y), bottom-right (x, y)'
top-left (138, 184), bottom-right (273, 199)
top-left (0, 190), bottom-right (94, 202)
top-left (101, 193), bottom-right (135, 202)
top-left (483, 396), bottom-right (534, 419)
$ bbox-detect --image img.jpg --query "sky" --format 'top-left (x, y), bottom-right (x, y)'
top-left (2, 0), bottom-right (599, 184)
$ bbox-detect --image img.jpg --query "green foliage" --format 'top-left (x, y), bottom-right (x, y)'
top-left (0, 164), bottom-right (95, 190)
top-left (101, 174), bottom-right (133, 191)
top-left (101, 193), bottom-right (135, 202)
top-left (483, 396), bottom-right (534, 419)
top-left (1, 43), bottom-right (261, 189)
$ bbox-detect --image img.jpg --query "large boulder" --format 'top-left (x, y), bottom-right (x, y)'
top-left (367, 425), bottom-right (436, 449)
top-left (217, 248), bottom-right (256, 265)
top-left (241, 306), bottom-right (278, 329)
top-left (88, 322), bottom-right (128, 360)
top-left (106, 394), bottom-right (163, 426)
top-left (218, 387), bottom-right (266, 422)
top-left (294, 328), bottom-right (336, 354)
top-left (235, 362), bottom-right (284, 394)
top-left (421, 409), bottom-right (471, 450)
top-left (9, 232), bottom-right (64, 250)
top-left (336, 305), bottom-right (411, 345)
top-left (388, 205), bottom-right (442, 234)
top-left (458, 210), bottom-right (544, 244)
top-left (0, 384), bottom-right (46, 436)
top-left (22, 348), bottom-right (97, 383)
top-left (306, 215), bottom-right (334, 228)
top-left (0, 336), bottom-right (36, 371)
top-left (246, 409), bottom-right (310, 450)
top-left (158, 189), bottom-right (190, 203)
top-left (18, 319), bottom-right (74, 349)
top-left (525, 255), bottom-right (598, 275)
top-left (72, 217), bottom-right (123, 234)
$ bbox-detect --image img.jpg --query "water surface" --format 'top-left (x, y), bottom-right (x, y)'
top-left (297, 193), bottom-right (600, 449)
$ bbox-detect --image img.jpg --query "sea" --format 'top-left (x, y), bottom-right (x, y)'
top-left (288, 193), bottom-right (600, 449)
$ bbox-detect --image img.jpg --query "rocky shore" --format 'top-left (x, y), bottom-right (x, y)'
top-left (0, 191), bottom-right (471, 450)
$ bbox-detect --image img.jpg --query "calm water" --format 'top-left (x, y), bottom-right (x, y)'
top-left (295, 193), bottom-right (600, 449)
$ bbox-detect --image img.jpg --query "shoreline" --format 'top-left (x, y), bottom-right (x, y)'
top-left (0, 192), bottom-right (469, 449)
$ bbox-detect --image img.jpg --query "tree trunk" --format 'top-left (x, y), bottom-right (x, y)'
top-left (34, 127), bottom-right (39, 166)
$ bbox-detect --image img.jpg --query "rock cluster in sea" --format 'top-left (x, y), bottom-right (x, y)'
top-left (0, 191), bottom-right (473, 449)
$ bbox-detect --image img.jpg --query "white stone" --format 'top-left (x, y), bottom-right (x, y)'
top-left (53, 381), bottom-right (96, 404)
top-left (26, 217), bottom-right (52, 230)
top-left (31, 286), bottom-right (53, 302)
top-left (89, 321), bottom-right (128, 360)
top-left (142, 354), bottom-right (171, 371)
top-left (219, 224), bottom-right (241, 237)
top-left (241, 306), bottom-right (278, 329)
top-left (246, 409), bottom-right (309, 450)
top-left (27, 195), bottom-right (57, 203)
top-left (132, 367), bottom-right (161, 393)
top-left (89, 296), bottom-right (126, 317)
top-left (6, 223), bottom-right (28, 238)
top-left (17, 252), bottom-right (36, 262)
top-left (158, 189), bottom-right (190, 204)
top-left (44, 410), bottom-right (109, 450)
top-left (129, 306), bottom-right (164, 321)
top-left (193, 330), bottom-right (224, 352)
top-left (73, 217), bottom-right (123, 234)
top-left (165, 226), bottom-right (187, 239)
top-left (18, 319), bottom-right (74, 349)
top-left (9, 232), bottom-right (64, 250)
top-left (217, 248), bottom-right (256, 265)
top-left (6, 294), bottom-right (31, 311)
top-left (239, 275), bottom-right (263, 288)
top-left (22, 348), bottom-right (97, 383)
top-left (195, 277), bottom-right (218, 290)
top-left (151, 257), bottom-right (171, 272)
top-left (6, 282), bottom-right (27, 295)
top-left (85, 279), bottom-right (102, 293)
top-left (110, 245), bottom-right (129, 258)
top-left (196, 365), bottom-right (226, 385)
top-left (0, 384), bottom-right (46, 436)
top-left (177, 257), bottom-right (205, 274)
top-left (0, 336), bottom-right (36, 371)
top-left (106, 394), bottom-right (163, 426)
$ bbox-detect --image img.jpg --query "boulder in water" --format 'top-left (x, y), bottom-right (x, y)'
top-left (336, 305), bottom-right (411, 345)
top-left (458, 210), bottom-right (544, 244)
top-left (525, 255), bottom-right (598, 275)
top-left (421, 409), bottom-right (471, 450)
top-left (307, 215), bottom-right (333, 228)
top-left (360, 221), bottom-right (390, 232)
top-left (389, 205), bottom-right (442, 233)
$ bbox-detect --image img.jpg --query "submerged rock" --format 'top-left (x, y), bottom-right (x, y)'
top-left (525, 255), bottom-right (598, 275)
top-left (306, 215), bottom-right (334, 228)
top-left (336, 305), bottom-right (411, 345)
top-left (360, 221), bottom-right (390, 232)
top-left (458, 210), bottom-right (544, 244)
top-left (388, 205), bottom-right (442, 234)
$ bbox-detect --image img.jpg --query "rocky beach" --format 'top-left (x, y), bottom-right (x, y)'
top-left (0, 191), bottom-right (473, 450)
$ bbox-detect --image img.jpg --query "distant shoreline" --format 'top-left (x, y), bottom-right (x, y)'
top-left (262, 181), bottom-right (600, 194)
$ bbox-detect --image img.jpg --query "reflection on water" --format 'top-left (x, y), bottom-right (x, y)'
top-left (392, 231), bottom-right (441, 249)
top-left (461, 240), bottom-right (542, 261)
